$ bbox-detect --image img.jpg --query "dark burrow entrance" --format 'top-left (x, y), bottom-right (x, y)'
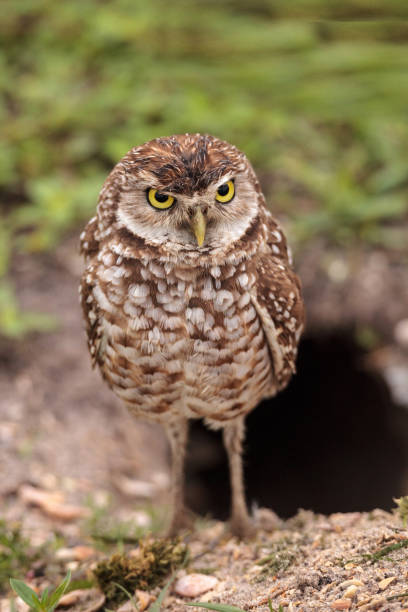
top-left (185, 331), bottom-right (408, 519)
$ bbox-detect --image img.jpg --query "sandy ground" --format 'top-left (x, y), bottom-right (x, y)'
top-left (2, 505), bottom-right (408, 612)
top-left (163, 509), bottom-right (408, 612)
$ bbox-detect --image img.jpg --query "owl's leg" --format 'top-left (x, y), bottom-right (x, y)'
top-left (223, 416), bottom-right (255, 538)
top-left (165, 419), bottom-right (190, 536)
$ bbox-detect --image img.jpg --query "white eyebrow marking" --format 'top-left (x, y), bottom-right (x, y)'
top-left (214, 173), bottom-right (235, 189)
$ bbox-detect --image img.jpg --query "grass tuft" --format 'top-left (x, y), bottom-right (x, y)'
top-left (10, 570), bottom-right (71, 612)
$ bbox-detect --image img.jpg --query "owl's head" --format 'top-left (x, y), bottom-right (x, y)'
top-left (105, 134), bottom-right (265, 258)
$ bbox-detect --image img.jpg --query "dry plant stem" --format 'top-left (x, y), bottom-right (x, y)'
top-left (165, 419), bottom-right (189, 536)
top-left (223, 417), bottom-right (255, 538)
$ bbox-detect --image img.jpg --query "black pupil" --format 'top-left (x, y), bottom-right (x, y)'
top-left (218, 183), bottom-right (229, 196)
top-left (155, 192), bottom-right (168, 203)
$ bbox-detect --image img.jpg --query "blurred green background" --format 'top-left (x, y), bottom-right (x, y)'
top-left (1, 0), bottom-right (408, 336)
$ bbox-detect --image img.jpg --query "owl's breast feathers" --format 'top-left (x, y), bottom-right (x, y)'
top-left (79, 207), bottom-right (304, 421)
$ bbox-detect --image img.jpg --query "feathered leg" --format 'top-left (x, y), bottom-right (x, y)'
top-left (223, 416), bottom-right (255, 538)
top-left (165, 419), bottom-right (190, 536)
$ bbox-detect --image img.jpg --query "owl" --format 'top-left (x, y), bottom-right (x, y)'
top-left (79, 134), bottom-right (304, 538)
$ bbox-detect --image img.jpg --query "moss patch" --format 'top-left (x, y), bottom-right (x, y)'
top-left (93, 537), bottom-right (188, 605)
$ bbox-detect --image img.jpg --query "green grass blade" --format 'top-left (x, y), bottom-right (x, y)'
top-left (148, 575), bottom-right (176, 612)
top-left (47, 570), bottom-right (71, 612)
top-left (40, 587), bottom-right (49, 605)
top-left (9, 578), bottom-right (41, 610)
top-left (268, 601), bottom-right (284, 612)
top-left (112, 582), bottom-right (139, 610)
top-left (186, 604), bottom-right (247, 612)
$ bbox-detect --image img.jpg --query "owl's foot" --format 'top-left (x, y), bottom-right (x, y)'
top-left (228, 515), bottom-right (257, 540)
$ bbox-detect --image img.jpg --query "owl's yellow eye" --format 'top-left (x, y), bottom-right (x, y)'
top-left (147, 188), bottom-right (175, 210)
top-left (215, 180), bottom-right (235, 203)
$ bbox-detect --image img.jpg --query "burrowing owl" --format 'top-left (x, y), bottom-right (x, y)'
top-left (80, 134), bottom-right (304, 537)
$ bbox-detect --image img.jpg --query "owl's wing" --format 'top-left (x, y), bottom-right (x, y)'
top-left (250, 246), bottom-right (305, 392)
top-left (79, 271), bottom-right (108, 370)
top-left (79, 217), bottom-right (107, 369)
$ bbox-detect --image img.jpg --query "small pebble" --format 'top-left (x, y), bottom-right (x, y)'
top-left (174, 573), bottom-right (218, 598)
top-left (19, 484), bottom-right (63, 506)
top-left (72, 545), bottom-right (96, 560)
top-left (358, 597), bottom-right (386, 611)
top-left (57, 588), bottom-right (105, 611)
top-left (116, 476), bottom-right (157, 498)
top-left (340, 579), bottom-right (364, 588)
top-left (1, 600), bottom-right (29, 612)
top-left (56, 546), bottom-right (95, 561)
top-left (66, 561), bottom-right (79, 570)
top-left (344, 563), bottom-right (356, 570)
top-left (331, 599), bottom-right (351, 610)
top-left (117, 603), bottom-right (134, 612)
top-left (56, 548), bottom-right (74, 560)
top-left (40, 501), bottom-right (90, 521)
top-left (19, 485), bottom-right (89, 521)
top-left (378, 576), bottom-right (396, 590)
top-left (135, 590), bottom-right (154, 611)
top-left (344, 585), bottom-right (358, 599)
top-left (58, 590), bottom-right (84, 606)
top-left (15, 599), bottom-right (30, 612)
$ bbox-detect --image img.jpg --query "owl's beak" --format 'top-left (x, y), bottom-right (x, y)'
top-left (190, 208), bottom-right (206, 247)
